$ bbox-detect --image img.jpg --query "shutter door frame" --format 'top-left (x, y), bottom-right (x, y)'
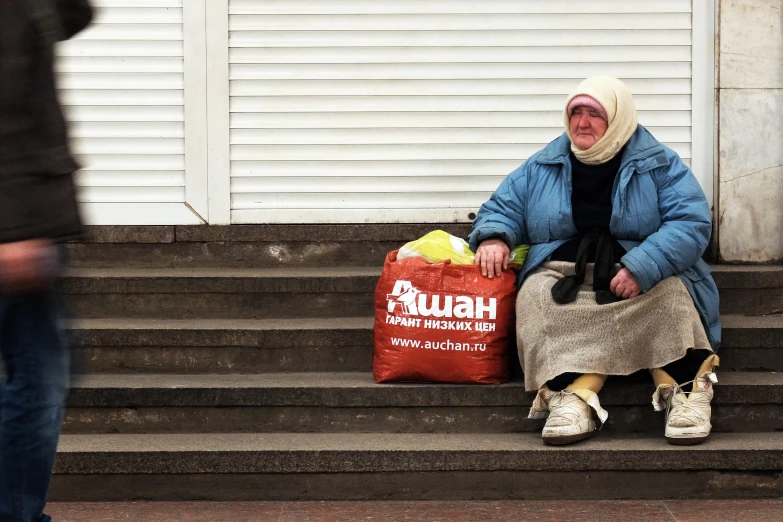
top-left (183, 0), bottom-right (209, 222)
top-left (691, 0), bottom-right (716, 207)
top-left (64, 0), bottom-right (209, 225)
top-left (206, 0), bottom-right (232, 224)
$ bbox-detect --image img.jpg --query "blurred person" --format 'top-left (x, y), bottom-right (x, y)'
top-left (0, 1), bottom-right (93, 520)
top-left (469, 77), bottom-right (720, 446)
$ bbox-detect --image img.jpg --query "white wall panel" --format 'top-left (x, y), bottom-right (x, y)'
top-left (229, 79), bottom-right (693, 97)
top-left (228, 0), bottom-right (701, 223)
top-left (230, 111), bottom-right (693, 129)
top-left (229, 14), bottom-right (691, 31)
top-left (229, 1), bottom-right (691, 15)
top-left (58, 2), bottom-right (193, 223)
top-left (229, 95), bottom-right (692, 113)
top-left (229, 30), bottom-right (691, 48)
top-left (230, 62), bottom-right (693, 80)
top-left (230, 47), bottom-right (692, 64)
top-left (230, 127), bottom-right (691, 146)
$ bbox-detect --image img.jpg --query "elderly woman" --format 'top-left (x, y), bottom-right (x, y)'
top-left (469, 77), bottom-right (720, 446)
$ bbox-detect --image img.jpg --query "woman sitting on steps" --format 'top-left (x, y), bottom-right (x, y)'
top-left (469, 76), bottom-right (721, 446)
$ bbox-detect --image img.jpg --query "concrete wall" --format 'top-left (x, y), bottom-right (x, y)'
top-left (719, 0), bottom-right (783, 262)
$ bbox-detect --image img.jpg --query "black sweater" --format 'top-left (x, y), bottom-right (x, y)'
top-left (550, 151), bottom-right (626, 262)
top-left (0, 0), bottom-right (93, 242)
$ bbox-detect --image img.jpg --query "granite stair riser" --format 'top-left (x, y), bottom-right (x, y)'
top-left (712, 268), bottom-right (783, 315)
top-left (67, 225), bottom-right (472, 269)
top-left (711, 269), bottom-right (783, 289)
top-left (62, 292), bottom-right (781, 318)
top-left (716, 348), bottom-right (783, 371)
top-left (68, 325), bottom-right (372, 347)
top-left (53, 453), bottom-right (783, 476)
top-left (68, 346), bottom-right (781, 374)
top-left (53, 444), bottom-right (783, 475)
top-left (46, 432), bottom-right (783, 500)
top-left (60, 273), bottom-right (781, 317)
top-left (60, 272), bottom-right (778, 299)
top-left (61, 404), bottom-right (783, 435)
top-left (68, 323), bottom-right (374, 373)
top-left (60, 271), bottom-right (379, 319)
top-left (78, 225), bottom-right (474, 244)
top-left (60, 371), bottom-right (783, 434)
top-left (67, 226), bottom-right (777, 275)
top-left (63, 293), bottom-right (375, 319)
top-left (70, 346), bottom-right (374, 374)
top-left (61, 293), bottom-right (783, 320)
top-left (66, 315), bottom-right (783, 373)
top-left (719, 292), bottom-right (783, 315)
top-left (60, 274), bottom-right (379, 294)
top-left (65, 242), bottom-right (402, 269)
top-left (62, 378), bottom-right (783, 408)
top-left (47, 470), bottom-right (783, 501)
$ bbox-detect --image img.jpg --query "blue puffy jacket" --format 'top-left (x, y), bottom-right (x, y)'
top-left (468, 125), bottom-right (721, 350)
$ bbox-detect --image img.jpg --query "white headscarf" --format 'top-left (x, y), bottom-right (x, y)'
top-left (563, 76), bottom-right (638, 165)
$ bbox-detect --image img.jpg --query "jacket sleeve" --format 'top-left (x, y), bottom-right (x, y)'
top-left (468, 164), bottom-right (530, 251)
top-left (55, 0), bottom-right (94, 39)
top-left (620, 154), bottom-right (712, 292)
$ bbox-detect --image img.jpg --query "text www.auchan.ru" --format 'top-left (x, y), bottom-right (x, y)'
top-left (390, 337), bottom-right (487, 352)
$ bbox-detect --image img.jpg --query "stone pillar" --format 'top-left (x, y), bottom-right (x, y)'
top-left (719, 0), bottom-right (783, 262)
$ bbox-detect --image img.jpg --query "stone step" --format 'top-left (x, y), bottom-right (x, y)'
top-left (712, 265), bottom-right (783, 315)
top-left (68, 314), bottom-right (783, 374)
top-left (61, 267), bottom-right (380, 319)
top-left (61, 266), bottom-right (783, 319)
top-left (68, 317), bottom-right (374, 373)
top-left (65, 224), bottom-right (471, 269)
top-left (63, 372), bottom-right (783, 435)
top-left (50, 432), bottom-right (783, 501)
top-left (720, 314), bottom-right (783, 371)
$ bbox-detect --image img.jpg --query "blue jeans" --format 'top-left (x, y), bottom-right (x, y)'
top-left (0, 286), bottom-right (69, 522)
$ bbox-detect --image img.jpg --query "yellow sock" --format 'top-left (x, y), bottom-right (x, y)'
top-left (697, 354), bottom-right (720, 377)
top-left (565, 373), bottom-right (607, 404)
top-left (649, 367), bottom-right (678, 388)
top-left (649, 353), bottom-right (720, 392)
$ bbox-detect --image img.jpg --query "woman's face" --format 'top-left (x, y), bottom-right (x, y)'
top-left (569, 106), bottom-right (608, 150)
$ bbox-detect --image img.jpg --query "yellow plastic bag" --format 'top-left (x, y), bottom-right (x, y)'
top-left (397, 230), bottom-right (530, 268)
top-left (508, 244), bottom-right (530, 268)
top-left (397, 230), bottom-right (475, 264)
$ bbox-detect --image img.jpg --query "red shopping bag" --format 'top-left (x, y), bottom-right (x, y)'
top-left (373, 250), bottom-right (517, 384)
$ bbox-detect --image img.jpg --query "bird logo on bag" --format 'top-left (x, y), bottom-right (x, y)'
top-left (387, 280), bottom-right (422, 315)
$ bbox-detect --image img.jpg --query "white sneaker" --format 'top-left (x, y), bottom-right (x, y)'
top-left (653, 373), bottom-right (716, 445)
top-left (531, 389), bottom-right (597, 445)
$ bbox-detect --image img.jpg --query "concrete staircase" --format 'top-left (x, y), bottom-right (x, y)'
top-left (51, 225), bottom-right (783, 500)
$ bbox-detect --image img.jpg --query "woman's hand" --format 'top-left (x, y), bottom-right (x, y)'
top-left (475, 239), bottom-right (510, 279)
top-left (610, 268), bottom-right (641, 299)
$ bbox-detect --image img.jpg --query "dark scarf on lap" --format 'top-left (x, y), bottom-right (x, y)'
top-left (549, 145), bottom-right (627, 305)
top-left (551, 228), bottom-right (621, 305)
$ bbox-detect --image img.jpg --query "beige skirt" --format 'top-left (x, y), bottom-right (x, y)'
top-left (516, 261), bottom-right (712, 392)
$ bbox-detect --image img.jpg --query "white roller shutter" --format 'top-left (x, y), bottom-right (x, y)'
top-left (57, 0), bottom-right (202, 224)
top-left (228, 0), bottom-right (698, 224)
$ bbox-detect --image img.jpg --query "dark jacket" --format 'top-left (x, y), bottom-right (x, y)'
top-left (0, 0), bottom-right (93, 243)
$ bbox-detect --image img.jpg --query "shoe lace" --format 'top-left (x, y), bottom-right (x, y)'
top-left (665, 378), bottom-right (712, 425)
top-left (547, 390), bottom-right (587, 424)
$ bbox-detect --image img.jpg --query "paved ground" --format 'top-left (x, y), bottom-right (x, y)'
top-left (47, 500), bottom-right (783, 521)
